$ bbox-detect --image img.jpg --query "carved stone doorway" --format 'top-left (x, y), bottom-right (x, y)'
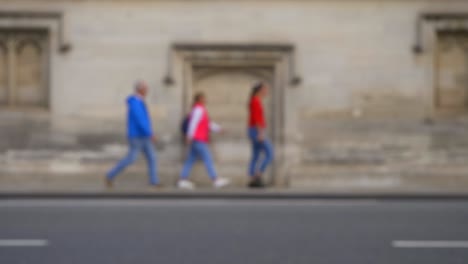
top-left (174, 45), bottom-right (294, 186)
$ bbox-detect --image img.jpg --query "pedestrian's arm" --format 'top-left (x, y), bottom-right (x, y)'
top-left (210, 122), bottom-right (222, 133)
top-left (186, 107), bottom-right (203, 141)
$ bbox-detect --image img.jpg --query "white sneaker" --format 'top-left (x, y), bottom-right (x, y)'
top-left (213, 177), bottom-right (230, 188)
top-left (177, 180), bottom-right (195, 190)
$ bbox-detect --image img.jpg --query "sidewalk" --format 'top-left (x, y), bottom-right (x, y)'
top-left (2, 163), bottom-right (468, 199)
top-left (2, 189), bottom-right (468, 200)
top-left (1, 176), bottom-right (468, 199)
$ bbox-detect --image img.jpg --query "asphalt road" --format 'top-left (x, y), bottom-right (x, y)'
top-left (0, 199), bottom-right (467, 264)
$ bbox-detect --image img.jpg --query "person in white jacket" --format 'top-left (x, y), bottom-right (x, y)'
top-left (178, 92), bottom-right (230, 190)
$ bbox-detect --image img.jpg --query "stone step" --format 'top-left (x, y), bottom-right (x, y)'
top-left (288, 164), bottom-right (468, 191)
top-left (303, 147), bottom-right (468, 165)
top-left (0, 160), bottom-right (253, 190)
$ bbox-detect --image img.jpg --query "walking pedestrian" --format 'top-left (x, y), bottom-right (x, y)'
top-left (177, 92), bottom-right (230, 190)
top-left (105, 81), bottom-right (160, 188)
top-left (247, 82), bottom-right (274, 188)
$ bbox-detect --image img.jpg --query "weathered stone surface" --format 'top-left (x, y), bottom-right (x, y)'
top-left (0, 1), bottom-right (467, 190)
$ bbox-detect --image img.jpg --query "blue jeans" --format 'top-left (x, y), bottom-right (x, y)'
top-left (107, 137), bottom-right (159, 185)
top-left (248, 127), bottom-right (274, 177)
top-left (180, 140), bottom-right (217, 181)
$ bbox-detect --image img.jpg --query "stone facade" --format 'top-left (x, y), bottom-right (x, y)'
top-left (1, 0), bottom-right (468, 189)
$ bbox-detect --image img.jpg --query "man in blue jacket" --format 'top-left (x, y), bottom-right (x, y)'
top-left (106, 81), bottom-right (160, 188)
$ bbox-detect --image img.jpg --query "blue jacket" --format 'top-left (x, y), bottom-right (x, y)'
top-left (126, 95), bottom-right (153, 138)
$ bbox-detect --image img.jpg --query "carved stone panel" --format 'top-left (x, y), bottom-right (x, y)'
top-left (436, 31), bottom-right (468, 111)
top-left (16, 35), bottom-right (47, 107)
top-left (0, 30), bottom-right (48, 108)
top-left (0, 35), bottom-right (7, 105)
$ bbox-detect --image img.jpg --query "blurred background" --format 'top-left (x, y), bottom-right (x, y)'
top-left (1, 0), bottom-right (468, 193)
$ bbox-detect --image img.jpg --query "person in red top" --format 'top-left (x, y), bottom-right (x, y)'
top-left (177, 92), bottom-right (230, 190)
top-left (247, 82), bottom-right (274, 188)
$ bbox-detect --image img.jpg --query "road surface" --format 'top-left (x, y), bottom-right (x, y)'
top-left (0, 199), bottom-right (467, 264)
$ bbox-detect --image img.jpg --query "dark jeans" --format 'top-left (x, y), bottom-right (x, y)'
top-left (248, 127), bottom-right (274, 177)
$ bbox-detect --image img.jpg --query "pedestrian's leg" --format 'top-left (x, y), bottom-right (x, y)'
top-left (249, 141), bottom-right (262, 177)
top-left (106, 138), bottom-right (140, 181)
top-left (197, 142), bottom-right (218, 181)
top-left (248, 128), bottom-right (261, 177)
top-left (259, 139), bottom-right (274, 174)
top-left (180, 142), bottom-right (198, 180)
top-left (142, 138), bottom-right (159, 185)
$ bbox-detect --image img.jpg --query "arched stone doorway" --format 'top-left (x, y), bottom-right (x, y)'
top-left (191, 67), bottom-right (274, 184)
top-left (169, 44), bottom-right (298, 186)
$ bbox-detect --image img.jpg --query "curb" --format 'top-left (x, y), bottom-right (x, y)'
top-left (1, 190), bottom-right (468, 200)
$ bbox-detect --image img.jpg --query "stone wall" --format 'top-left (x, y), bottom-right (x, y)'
top-left (0, 0), bottom-right (467, 189)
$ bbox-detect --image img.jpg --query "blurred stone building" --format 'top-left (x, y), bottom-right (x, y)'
top-left (1, 0), bottom-right (468, 190)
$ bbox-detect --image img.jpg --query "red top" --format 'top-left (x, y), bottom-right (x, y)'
top-left (249, 96), bottom-right (266, 128)
top-left (190, 103), bottom-right (211, 143)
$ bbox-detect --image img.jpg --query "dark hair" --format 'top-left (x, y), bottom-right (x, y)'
top-left (193, 92), bottom-right (205, 105)
top-left (249, 82), bottom-right (264, 104)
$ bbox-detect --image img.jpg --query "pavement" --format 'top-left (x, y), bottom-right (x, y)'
top-left (2, 172), bottom-right (468, 199)
top-left (3, 161), bottom-right (468, 198)
top-left (0, 198), bottom-right (468, 264)
top-left (2, 188), bottom-right (468, 200)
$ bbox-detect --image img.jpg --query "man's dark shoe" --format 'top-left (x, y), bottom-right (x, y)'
top-left (248, 178), bottom-right (265, 188)
top-left (105, 178), bottom-right (114, 189)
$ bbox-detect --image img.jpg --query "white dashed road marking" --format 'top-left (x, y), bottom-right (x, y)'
top-left (0, 240), bottom-right (48, 247)
top-left (393, 241), bottom-right (468, 249)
